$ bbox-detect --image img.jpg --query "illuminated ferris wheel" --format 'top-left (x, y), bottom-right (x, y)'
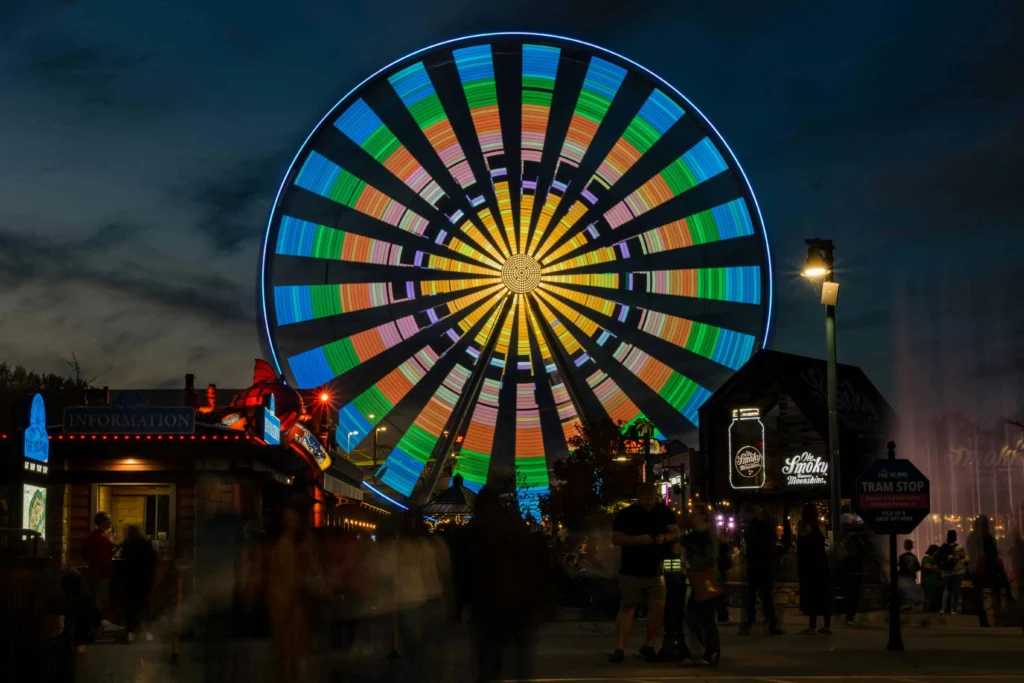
top-left (259, 33), bottom-right (773, 504)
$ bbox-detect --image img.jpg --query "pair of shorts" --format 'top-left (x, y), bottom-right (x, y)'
top-left (618, 574), bottom-right (666, 607)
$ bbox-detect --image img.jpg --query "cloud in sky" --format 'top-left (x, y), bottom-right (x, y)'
top-left (0, 0), bottom-right (1021, 419)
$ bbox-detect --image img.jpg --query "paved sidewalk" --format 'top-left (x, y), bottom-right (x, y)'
top-left (75, 615), bottom-right (1023, 683)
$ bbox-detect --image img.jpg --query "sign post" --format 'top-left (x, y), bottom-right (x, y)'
top-left (854, 441), bottom-right (930, 652)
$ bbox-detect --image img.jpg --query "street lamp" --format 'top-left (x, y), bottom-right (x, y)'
top-left (373, 425), bottom-right (387, 467)
top-left (801, 238), bottom-right (841, 539)
top-left (346, 430), bottom-right (358, 451)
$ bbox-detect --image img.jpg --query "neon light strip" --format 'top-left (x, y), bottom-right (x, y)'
top-left (379, 363), bottom-right (470, 495)
top-left (454, 45), bottom-right (514, 252)
top-left (389, 62), bottom-right (476, 189)
top-left (335, 345), bottom-right (441, 448)
top-left (529, 56), bottom-right (626, 256)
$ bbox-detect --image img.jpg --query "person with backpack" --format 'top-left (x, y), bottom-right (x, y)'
top-left (938, 530), bottom-right (967, 615)
top-left (897, 539), bottom-right (922, 611)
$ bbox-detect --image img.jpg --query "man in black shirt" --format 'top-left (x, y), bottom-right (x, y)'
top-left (738, 505), bottom-right (783, 635)
top-left (609, 483), bottom-right (679, 663)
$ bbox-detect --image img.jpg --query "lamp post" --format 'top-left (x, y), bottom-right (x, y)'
top-left (347, 431), bottom-right (358, 451)
top-left (373, 426), bottom-right (387, 467)
top-left (801, 238), bottom-right (841, 539)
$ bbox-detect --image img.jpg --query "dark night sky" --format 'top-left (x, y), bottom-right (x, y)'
top-left (2, 1), bottom-right (1022, 421)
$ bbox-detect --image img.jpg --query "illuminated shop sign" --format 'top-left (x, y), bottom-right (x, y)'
top-left (263, 394), bottom-right (281, 446)
top-left (291, 423), bottom-right (331, 470)
top-left (23, 483), bottom-right (46, 539)
top-left (782, 452), bottom-right (829, 486)
top-left (729, 407), bottom-right (765, 490)
top-left (64, 407), bottom-right (195, 434)
top-left (25, 393), bottom-right (49, 463)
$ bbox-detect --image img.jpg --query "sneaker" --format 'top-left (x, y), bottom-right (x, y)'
top-left (609, 649), bottom-right (625, 663)
top-left (703, 651), bottom-right (721, 666)
top-left (844, 619), bottom-right (856, 627)
top-left (938, 610), bottom-right (946, 615)
top-left (100, 620), bottom-right (122, 632)
top-left (144, 632), bottom-right (154, 642)
top-left (818, 627), bottom-right (833, 635)
top-left (126, 632), bottom-right (135, 643)
top-left (950, 611), bottom-right (959, 615)
top-left (638, 644), bottom-right (659, 662)
top-left (798, 628), bottom-right (817, 635)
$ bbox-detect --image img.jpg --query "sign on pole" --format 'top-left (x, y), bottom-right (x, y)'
top-left (855, 457), bottom-right (930, 535)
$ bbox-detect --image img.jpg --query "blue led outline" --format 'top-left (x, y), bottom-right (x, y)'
top-left (261, 32), bottom-right (774, 377)
top-left (363, 481), bottom-right (410, 510)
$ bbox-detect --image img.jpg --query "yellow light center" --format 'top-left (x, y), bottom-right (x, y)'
top-left (501, 254), bottom-right (541, 294)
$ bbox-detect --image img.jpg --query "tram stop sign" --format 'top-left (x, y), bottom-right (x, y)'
top-left (855, 458), bottom-right (930, 535)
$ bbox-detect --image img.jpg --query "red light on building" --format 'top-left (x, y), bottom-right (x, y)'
top-left (455, 435), bottom-right (464, 444)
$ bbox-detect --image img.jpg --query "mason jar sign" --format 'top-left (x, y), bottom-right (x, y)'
top-left (729, 408), bottom-right (766, 490)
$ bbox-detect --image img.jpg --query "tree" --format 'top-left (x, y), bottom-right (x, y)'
top-left (539, 418), bottom-right (638, 531)
top-left (0, 356), bottom-right (96, 432)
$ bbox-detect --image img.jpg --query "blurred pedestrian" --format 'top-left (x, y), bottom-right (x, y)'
top-left (120, 526), bottom-right (157, 642)
top-left (682, 510), bottom-right (722, 666)
top-left (715, 529), bottom-right (733, 624)
top-left (385, 512), bottom-right (451, 683)
top-left (267, 501), bottom-right (322, 682)
top-left (738, 505), bottom-right (783, 636)
top-left (921, 544), bottom-right (943, 612)
top-left (797, 503), bottom-right (832, 635)
top-left (841, 517), bottom-right (869, 626)
top-left (897, 539), bottom-right (922, 611)
top-left (938, 529), bottom-right (967, 615)
top-left (972, 515), bottom-right (1010, 627)
top-left (80, 512), bottom-right (120, 633)
top-left (462, 487), bottom-right (553, 682)
top-left (609, 483), bottom-right (679, 664)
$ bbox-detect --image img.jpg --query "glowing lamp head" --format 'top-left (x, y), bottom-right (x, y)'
top-left (320, 392), bottom-right (330, 403)
top-left (801, 245), bottom-right (831, 278)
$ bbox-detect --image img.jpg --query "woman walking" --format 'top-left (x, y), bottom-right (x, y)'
top-left (797, 503), bottom-right (832, 634)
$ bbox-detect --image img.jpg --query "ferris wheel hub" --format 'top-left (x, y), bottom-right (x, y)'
top-left (501, 254), bottom-right (542, 294)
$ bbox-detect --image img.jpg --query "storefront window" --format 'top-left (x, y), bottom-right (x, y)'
top-left (94, 484), bottom-right (175, 557)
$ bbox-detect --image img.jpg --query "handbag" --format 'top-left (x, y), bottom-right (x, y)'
top-left (689, 567), bottom-right (724, 603)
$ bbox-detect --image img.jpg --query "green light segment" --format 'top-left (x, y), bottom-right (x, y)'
top-left (396, 423), bottom-right (437, 465)
top-left (322, 337), bottom-right (360, 377)
top-left (516, 455), bottom-right (549, 488)
top-left (362, 127), bottom-right (403, 163)
top-left (574, 89), bottom-right (615, 124)
top-left (352, 387), bottom-right (390, 427)
top-left (454, 448), bottom-right (490, 486)
top-left (326, 167), bottom-right (368, 207)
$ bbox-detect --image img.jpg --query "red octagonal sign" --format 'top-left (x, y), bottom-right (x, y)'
top-left (854, 458), bottom-right (930, 535)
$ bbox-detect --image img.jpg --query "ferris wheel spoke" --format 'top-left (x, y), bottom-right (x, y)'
top-left (522, 298), bottom-right (574, 463)
top-left (545, 234), bottom-right (763, 278)
top-left (282, 287), bottom-right (503, 389)
top-left (534, 123), bottom-right (721, 263)
top-left (528, 294), bottom-right (612, 424)
top-left (543, 280), bottom-right (763, 338)
top-left (283, 183), bottom-right (501, 272)
top-left (357, 295), bottom-right (507, 493)
top-left (534, 290), bottom-right (699, 437)
top-left (539, 174), bottom-right (743, 270)
top-left (539, 285), bottom-right (738, 390)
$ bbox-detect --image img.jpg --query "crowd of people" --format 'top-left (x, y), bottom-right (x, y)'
top-left (37, 488), bottom-right (1024, 680)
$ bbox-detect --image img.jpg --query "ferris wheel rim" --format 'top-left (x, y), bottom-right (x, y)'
top-left (259, 31), bottom-right (773, 379)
